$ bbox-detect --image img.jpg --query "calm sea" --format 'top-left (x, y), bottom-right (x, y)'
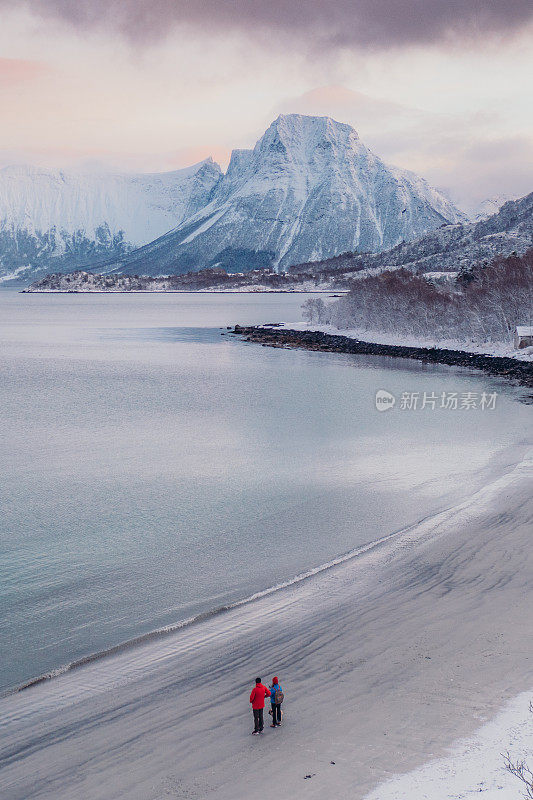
top-left (0, 290), bottom-right (529, 692)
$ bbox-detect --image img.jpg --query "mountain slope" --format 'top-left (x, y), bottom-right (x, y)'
top-left (289, 191), bottom-right (533, 277)
top-left (0, 160), bottom-right (221, 282)
top-left (102, 114), bottom-right (467, 276)
top-left (474, 194), bottom-right (513, 221)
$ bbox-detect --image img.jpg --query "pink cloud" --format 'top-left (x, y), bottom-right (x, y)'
top-left (0, 57), bottom-right (48, 86)
top-left (0, 143), bottom-right (232, 174)
top-left (280, 85), bottom-right (418, 128)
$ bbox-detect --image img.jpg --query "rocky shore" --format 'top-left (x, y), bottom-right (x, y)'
top-left (232, 325), bottom-right (533, 389)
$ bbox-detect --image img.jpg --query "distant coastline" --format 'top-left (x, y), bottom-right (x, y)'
top-left (20, 289), bottom-right (339, 294)
top-left (21, 268), bottom-right (348, 294)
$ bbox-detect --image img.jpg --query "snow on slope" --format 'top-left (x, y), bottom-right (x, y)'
top-left (474, 195), bottom-right (513, 221)
top-left (290, 191), bottom-right (533, 276)
top-left (102, 114), bottom-right (467, 276)
top-left (0, 160), bottom-right (221, 245)
top-left (0, 160), bottom-right (221, 280)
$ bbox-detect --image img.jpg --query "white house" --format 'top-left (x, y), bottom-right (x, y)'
top-left (514, 326), bottom-right (533, 349)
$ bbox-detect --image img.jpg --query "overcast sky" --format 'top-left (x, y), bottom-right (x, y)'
top-left (0, 0), bottom-right (532, 212)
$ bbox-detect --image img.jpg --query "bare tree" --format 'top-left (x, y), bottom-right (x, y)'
top-left (501, 701), bottom-right (533, 798)
top-left (302, 297), bottom-right (327, 324)
top-left (317, 249), bottom-right (533, 346)
top-left (503, 751), bottom-right (533, 799)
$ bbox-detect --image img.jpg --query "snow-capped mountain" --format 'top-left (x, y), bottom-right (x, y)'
top-left (102, 115), bottom-right (467, 276)
top-left (0, 160), bottom-right (221, 282)
top-left (0, 115), bottom-right (469, 282)
top-left (26, 190), bottom-right (533, 293)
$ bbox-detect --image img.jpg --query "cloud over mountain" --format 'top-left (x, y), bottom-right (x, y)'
top-left (6, 0), bottom-right (533, 47)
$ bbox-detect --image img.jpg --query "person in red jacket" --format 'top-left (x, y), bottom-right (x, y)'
top-left (249, 677), bottom-right (270, 734)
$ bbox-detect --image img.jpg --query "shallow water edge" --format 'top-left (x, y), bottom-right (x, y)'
top-left (232, 325), bottom-right (533, 387)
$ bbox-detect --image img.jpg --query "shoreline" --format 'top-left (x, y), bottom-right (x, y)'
top-left (19, 288), bottom-right (339, 294)
top-left (232, 325), bottom-right (533, 388)
top-left (3, 523), bottom-right (414, 699)
top-left (1, 448), bottom-right (532, 799)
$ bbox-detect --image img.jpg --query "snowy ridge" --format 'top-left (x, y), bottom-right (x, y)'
top-left (0, 160), bottom-right (221, 245)
top-left (474, 194), bottom-right (514, 221)
top-left (0, 160), bottom-right (221, 281)
top-left (290, 190), bottom-right (533, 276)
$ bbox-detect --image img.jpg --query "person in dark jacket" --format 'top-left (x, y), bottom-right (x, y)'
top-left (269, 676), bottom-right (283, 727)
top-left (249, 677), bottom-right (270, 734)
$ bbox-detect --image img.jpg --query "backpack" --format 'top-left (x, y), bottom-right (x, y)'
top-left (274, 689), bottom-right (284, 704)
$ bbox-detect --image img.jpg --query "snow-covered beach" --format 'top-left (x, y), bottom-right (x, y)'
top-left (1, 444), bottom-right (532, 800)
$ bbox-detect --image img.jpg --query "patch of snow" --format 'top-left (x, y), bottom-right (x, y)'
top-left (423, 271), bottom-right (458, 280)
top-left (0, 264), bottom-right (30, 283)
top-left (364, 690), bottom-right (533, 800)
top-left (178, 208), bottom-right (227, 244)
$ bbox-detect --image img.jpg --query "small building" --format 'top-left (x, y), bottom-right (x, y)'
top-left (514, 326), bottom-right (533, 349)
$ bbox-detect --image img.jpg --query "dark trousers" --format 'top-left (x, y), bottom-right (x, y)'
top-left (253, 708), bottom-right (264, 732)
top-left (271, 703), bottom-right (281, 725)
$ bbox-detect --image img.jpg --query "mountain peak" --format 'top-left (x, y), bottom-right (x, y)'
top-left (254, 114), bottom-right (361, 166)
top-left (98, 114), bottom-right (465, 277)
top-left (272, 113), bottom-right (358, 135)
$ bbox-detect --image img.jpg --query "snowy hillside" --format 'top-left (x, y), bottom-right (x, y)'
top-left (0, 160), bottom-right (221, 282)
top-left (474, 195), bottom-right (513, 221)
top-left (290, 191), bottom-right (533, 277)
top-left (101, 114), bottom-right (467, 276)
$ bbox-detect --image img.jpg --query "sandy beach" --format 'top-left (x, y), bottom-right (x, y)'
top-left (1, 442), bottom-right (531, 800)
